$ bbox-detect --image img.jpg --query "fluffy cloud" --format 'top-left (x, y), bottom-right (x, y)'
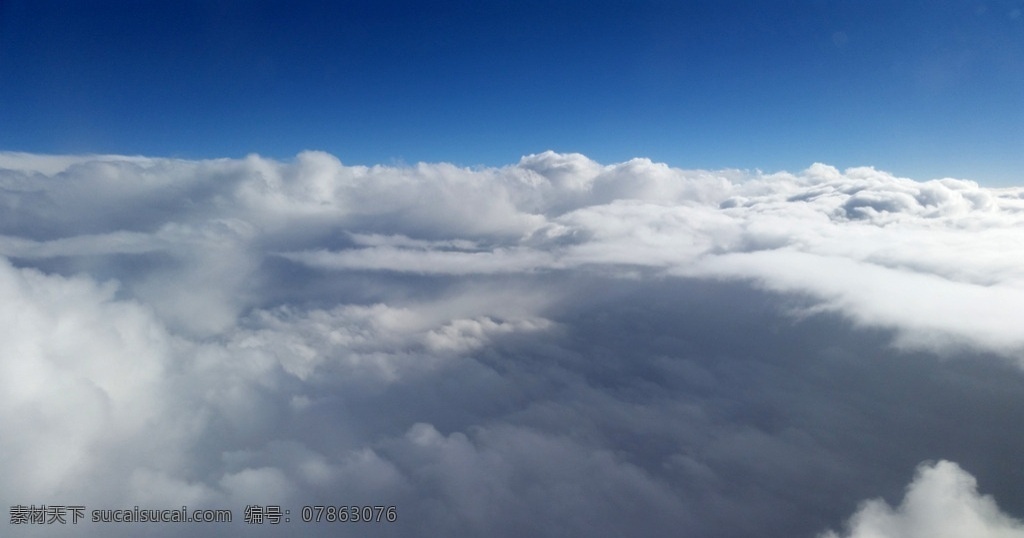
top-left (3, 151), bottom-right (1024, 537)
top-left (822, 461), bottom-right (1024, 538)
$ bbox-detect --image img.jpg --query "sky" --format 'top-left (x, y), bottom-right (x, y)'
top-left (1, 0), bottom-right (1023, 183)
top-left (4, 2), bottom-right (1024, 538)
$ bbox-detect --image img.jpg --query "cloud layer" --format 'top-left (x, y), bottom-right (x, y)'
top-left (2, 151), bottom-right (1024, 537)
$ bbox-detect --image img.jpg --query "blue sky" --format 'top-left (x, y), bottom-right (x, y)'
top-left (1, 0), bottom-right (1022, 184)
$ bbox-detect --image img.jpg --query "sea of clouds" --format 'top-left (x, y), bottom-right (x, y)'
top-left (2, 150), bottom-right (1024, 537)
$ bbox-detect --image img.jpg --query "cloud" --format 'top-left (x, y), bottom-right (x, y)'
top-left (684, 249), bottom-right (1024, 354)
top-left (258, 156), bottom-right (1024, 356)
top-left (280, 245), bottom-right (557, 275)
top-left (375, 422), bottom-right (690, 537)
top-left (0, 258), bottom-right (184, 502)
top-left (4, 151), bottom-right (1024, 537)
top-left (821, 461), bottom-right (1024, 538)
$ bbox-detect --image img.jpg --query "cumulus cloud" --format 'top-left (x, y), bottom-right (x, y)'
top-left (822, 461), bottom-right (1024, 538)
top-left (3, 150), bottom-right (1024, 537)
top-left (258, 154), bottom-right (1024, 356)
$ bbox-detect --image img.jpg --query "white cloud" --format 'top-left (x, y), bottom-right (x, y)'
top-left (256, 156), bottom-right (1024, 357)
top-left (281, 245), bottom-right (557, 275)
top-left (821, 461), bottom-right (1024, 538)
top-left (682, 249), bottom-right (1024, 354)
top-left (4, 151), bottom-right (1024, 537)
top-left (223, 301), bottom-right (553, 383)
top-left (0, 258), bottom-right (182, 500)
top-left (0, 152), bottom-right (153, 176)
top-left (0, 231), bottom-right (162, 258)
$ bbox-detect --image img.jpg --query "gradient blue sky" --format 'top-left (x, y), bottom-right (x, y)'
top-left (1, 0), bottom-right (1022, 184)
